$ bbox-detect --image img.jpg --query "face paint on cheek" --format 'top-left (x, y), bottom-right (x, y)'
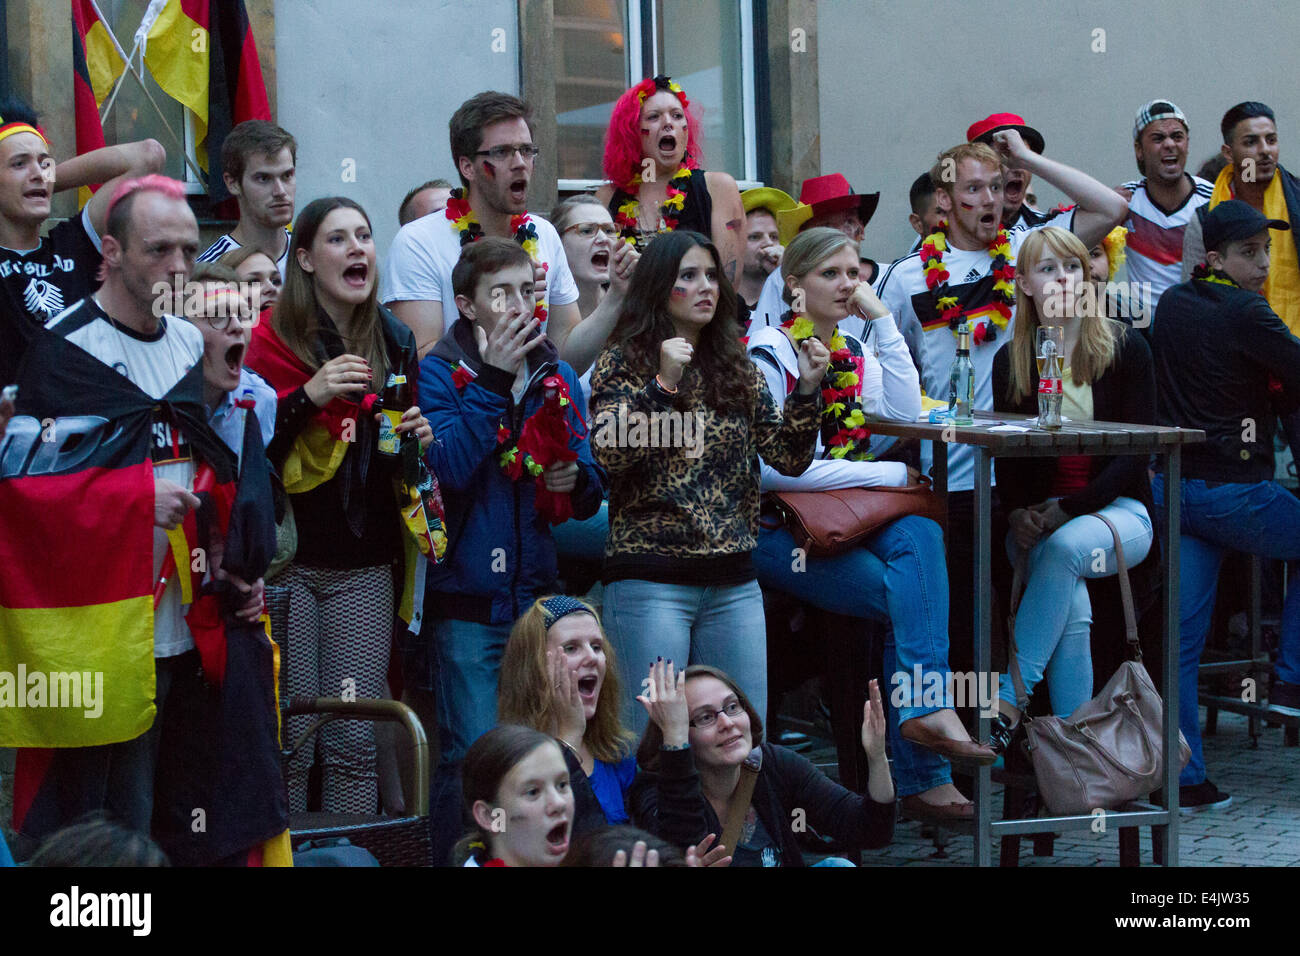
top-left (671, 286), bottom-right (688, 298)
top-left (483, 160), bottom-right (496, 179)
top-left (641, 128), bottom-right (651, 136)
top-left (959, 202), bottom-right (976, 210)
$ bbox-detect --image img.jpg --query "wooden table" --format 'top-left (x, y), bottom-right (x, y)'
top-left (865, 410), bottom-right (1205, 866)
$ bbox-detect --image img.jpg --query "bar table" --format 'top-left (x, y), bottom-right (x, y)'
top-left (865, 410), bottom-right (1205, 866)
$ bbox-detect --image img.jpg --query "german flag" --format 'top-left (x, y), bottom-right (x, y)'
top-left (7, 326), bottom-right (288, 863)
top-left (144, 0), bottom-right (271, 202)
top-left (71, 0), bottom-right (123, 205)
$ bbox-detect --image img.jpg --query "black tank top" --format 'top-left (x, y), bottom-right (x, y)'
top-left (607, 168), bottom-right (715, 249)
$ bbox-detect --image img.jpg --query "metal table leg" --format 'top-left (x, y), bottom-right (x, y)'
top-left (1160, 447), bottom-right (1181, 864)
top-left (974, 447), bottom-right (993, 866)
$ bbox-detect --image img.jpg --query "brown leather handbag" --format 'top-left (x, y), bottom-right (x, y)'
top-left (769, 477), bottom-right (945, 558)
top-left (1008, 512), bottom-right (1190, 815)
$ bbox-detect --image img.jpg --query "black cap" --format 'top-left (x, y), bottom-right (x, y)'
top-left (1202, 199), bottom-right (1289, 253)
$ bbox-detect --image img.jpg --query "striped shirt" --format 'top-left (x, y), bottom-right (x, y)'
top-left (1121, 175), bottom-right (1212, 307)
top-left (197, 227), bottom-right (292, 277)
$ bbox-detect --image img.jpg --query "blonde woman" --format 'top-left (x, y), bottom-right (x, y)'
top-left (989, 226), bottom-right (1157, 752)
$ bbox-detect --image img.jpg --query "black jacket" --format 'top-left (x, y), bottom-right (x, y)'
top-left (627, 743), bottom-right (894, 866)
top-left (1152, 276), bottom-right (1300, 483)
top-left (991, 325), bottom-right (1164, 690)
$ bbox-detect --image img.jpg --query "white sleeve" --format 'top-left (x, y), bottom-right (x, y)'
top-left (382, 224), bottom-right (444, 304)
top-left (542, 227), bottom-right (580, 306)
top-left (751, 345), bottom-right (909, 491)
top-left (748, 268), bottom-right (787, 333)
top-left (862, 314), bottom-right (922, 421)
top-left (80, 204), bottom-right (102, 253)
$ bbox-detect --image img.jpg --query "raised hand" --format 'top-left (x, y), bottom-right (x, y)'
top-left (636, 658), bottom-right (689, 747)
top-left (479, 312), bottom-right (544, 375)
top-left (847, 282), bottom-right (891, 322)
top-left (548, 648), bottom-right (586, 748)
top-left (303, 353), bottom-right (372, 406)
top-left (795, 336), bottom-right (830, 395)
top-left (686, 832), bottom-right (732, 868)
top-left (608, 240), bottom-right (639, 296)
top-left (658, 338), bottom-right (694, 390)
top-left (611, 841), bottom-right (659, 867)
top-left (991, 128), bottom-right (1032, 165)
top-left (860, 679), bottom-right (887, 761)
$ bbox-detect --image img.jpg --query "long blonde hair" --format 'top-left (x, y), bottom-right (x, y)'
top-left (1008, 226), bottom-right (1123, 403)
top-left (272, 197), bottom-right (388, 384)
top-left (497, 597), bottom-right (635, 765)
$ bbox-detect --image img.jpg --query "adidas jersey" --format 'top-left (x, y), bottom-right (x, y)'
top-left (197, 227), bottom-right (291, 277)
top-left (876, 221), bottom-right (1059, 493)
top-left (1121, 175), bottom-right (1212, 307)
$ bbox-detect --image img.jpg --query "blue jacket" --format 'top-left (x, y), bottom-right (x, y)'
top-left (420, 321), bottom-right (605, 624)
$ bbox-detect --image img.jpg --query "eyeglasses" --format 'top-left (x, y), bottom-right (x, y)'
top-left (474, 144), bottom-right (541, 162)
top-left (563, 222), bottom-right (619, 239)
top-left (689, 699), bottom-right (745, 729)
top-left (201, 310), bottom-right (249, 332)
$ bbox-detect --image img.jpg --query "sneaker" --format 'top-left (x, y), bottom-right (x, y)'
top-left (1268, 679), bottom-right (1300, 718)
top-left (1179, 780), bottom-right (1232, 813)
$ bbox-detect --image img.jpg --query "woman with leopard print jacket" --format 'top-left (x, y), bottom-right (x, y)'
top-left (590, 230), bottom-right (827, 734)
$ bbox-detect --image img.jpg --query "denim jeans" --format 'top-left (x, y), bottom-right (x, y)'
top-left (551, 499), bottom-right (609, 562)
top-left (998, 497), bottom-right (1153, 718)
top-left (428, 617), bottom-right (513, 865)
top-left (754, 515), bottom-right (954, 798)
top-left (1151, 474), bottom-right (1300, 785)
top-left (602, 578), bottom-right (768, 735)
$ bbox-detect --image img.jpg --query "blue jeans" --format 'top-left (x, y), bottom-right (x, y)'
top-left (603, 578), bottom-right (768, 735)
top-left (754, 515), bottom-right (953, 798)
top-left (429, 617), bottom-right (513, 865)
top-left (998, 497), bottom-right (1153, 718)
top-left (551, 499), bottom-right (609, 562)
top-left (1151, 474), bottom-right (1300, 785)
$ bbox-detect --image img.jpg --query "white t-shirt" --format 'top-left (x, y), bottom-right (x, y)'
top-left (877, 217), bottom-right (1071, 493)
top-left (197, 227), bottom-right (292, 277)
top-left (48, 298), bottom-right (205, 658)
top-left (382, 208), bottom-right (579, 338)
top-left (1121, 175), bottom-right (1212, 308)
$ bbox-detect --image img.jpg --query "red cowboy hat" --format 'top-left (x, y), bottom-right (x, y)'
top-left (776, 174), bottom-right (880, 244)
top-left (966, 112), bottom-right (1045, 154)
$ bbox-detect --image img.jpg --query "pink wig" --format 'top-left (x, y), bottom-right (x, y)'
top-left (105, 173), bottom-right (187, 221)
top-left (602, 75), bottom-right (703, 188)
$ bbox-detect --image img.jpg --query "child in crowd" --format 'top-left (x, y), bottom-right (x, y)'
top-left (454, 725), bottom-right (573, 867)
top-left (420, 237), bottom-right (604, 864)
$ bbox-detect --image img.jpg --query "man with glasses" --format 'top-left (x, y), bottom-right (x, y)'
top-left (384, 92), bottom-right (595, 368)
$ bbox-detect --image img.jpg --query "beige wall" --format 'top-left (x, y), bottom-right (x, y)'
top-left (818, 0), bottom-right (1300, 267)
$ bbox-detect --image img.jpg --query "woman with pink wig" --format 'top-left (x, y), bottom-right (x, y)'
top-left (596, 75), bottom-right (745, 294)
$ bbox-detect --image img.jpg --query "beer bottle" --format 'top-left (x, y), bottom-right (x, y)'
top-left (948, 323), bottom-right (974, 425)
top-left (377, 372), bottom-right (411, 456)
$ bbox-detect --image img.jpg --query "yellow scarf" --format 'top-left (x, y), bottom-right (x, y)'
top-left (1211, 164), bottom-right (1300, 335)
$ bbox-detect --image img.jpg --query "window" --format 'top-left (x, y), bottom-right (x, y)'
top-left (96, 0), bottom-right (206, 194)
top-left (555, 0), bottom-right (760, 191)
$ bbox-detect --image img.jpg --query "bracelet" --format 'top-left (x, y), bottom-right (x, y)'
top-left (654, 374), bottom-right (679, 395)
top-left (660, 741), bottom-right (690, 751)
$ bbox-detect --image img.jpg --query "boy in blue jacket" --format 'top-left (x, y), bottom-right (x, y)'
top-left (419, 237), bottom-right (604, 862)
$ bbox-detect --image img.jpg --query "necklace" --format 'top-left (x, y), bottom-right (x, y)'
top-left (920, 219), bottom-right (1015, 345)
top-left (614, 165), bottom-right (692, 246)
top-left (780, 314), bottom-right (872, 459)
top-left (445, 188), bottom-right (548, 324)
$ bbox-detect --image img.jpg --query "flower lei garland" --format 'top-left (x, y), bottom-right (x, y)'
top-left (781, 314), bottom-right (872, 459)
top-left (920, 219), bottom-right (1015, 345)
top-left (445, 188), bottom-right (548, 325)
top-left (447, 362), bottom-right (584, 482)
top-left (614, 164), bottom-right (692, 247)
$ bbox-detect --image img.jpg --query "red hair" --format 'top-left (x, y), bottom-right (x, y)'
top-left (602, 76), bottom-right (703, 188)
top-left (105, 173), bottom-right (187, 221)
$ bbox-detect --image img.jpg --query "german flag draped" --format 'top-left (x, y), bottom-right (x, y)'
top-left (6, 327), bottom-right (289, 864)
top-left (144, 0), bottom-right (271, 202)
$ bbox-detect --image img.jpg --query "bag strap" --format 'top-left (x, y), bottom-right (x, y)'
top-left (1092, 512), bottom-right (1140, 659)
top-left (1005, 508), bottom-right (1141, 710)
top-left (719, 746), bottom-right (763, 856)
